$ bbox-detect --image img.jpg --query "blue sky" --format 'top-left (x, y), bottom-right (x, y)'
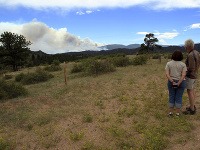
top-left (0, 0), bottom-right (200, 54)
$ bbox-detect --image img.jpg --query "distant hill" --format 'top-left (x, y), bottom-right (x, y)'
top-left (100, 44), bottom-right (140, 50)
top-left (100, 43), bottom-right (200, 52)
top-left (29, 43), bottom-right (200, 65)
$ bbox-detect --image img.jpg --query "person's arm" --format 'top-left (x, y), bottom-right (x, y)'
top-left (165, 69), bottom-right (173, 83)
top-left (187, 54), bottom-right (196, 73)
top-left (177, 69), bottom-right (186, 86)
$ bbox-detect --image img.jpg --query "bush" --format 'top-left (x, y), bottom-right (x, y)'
top-left (84, 59), bottom-right (116, 75)
top-left (164, 53), bottom-right (172, 59)
top-left (71, 63), bottom-right (84, 73)
top-left (2, 74), bottom-right (13, 80)
top-left (43, 60), bottom-right (62, 72)
top-left (0, 137), bottom-right (11, 150)
top-left (15, 69), bottom-right (54, 85)
top-left (152, 54), bottom-right (161, 59)
top-left (52, 59), bottom-right (60, 66)
top-left (15, 73), bottom-right (25, 82)
top-left (71, 59), bottom-right (116, 76)
top-left (0, 70), bottom-right (8, 76)
top-left (44, 64), bottom-right (62, 72)
top-left (108, 56), bottom-right (130, 67)
top-left (0, 79), bottom-right (28, 100)
top-left (131, 55), bottom-right (148, 65)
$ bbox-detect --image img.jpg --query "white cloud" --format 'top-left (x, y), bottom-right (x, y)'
top-left (184, 23), bottom-right (200, 31)
top-left (189, 23), bottom-right (200, 29)
top-left (137, 31), bottom-right (179, 39)
top-left (1, 0), bottom-right (200, 10)
top-left (137, 31), bottom-right (179, 45)
top-left (151, 0), bottom-right (200, 10)
top-left (158, 39), bottom-right (167, 45)
top-left (86, 10), bottom-right (93, 14)
top-left (76, 11), bottom-right (85, 15)
top-left (154, 32), bottom-right (179, 45)
top-left (0, 20), bottom-right (101, 54)
top-left (155, 32), bottom-right (179, 39)
top-left (76, 10), bottom-right (95, 15)
top-left (136, 32), bottom-right (149, 35)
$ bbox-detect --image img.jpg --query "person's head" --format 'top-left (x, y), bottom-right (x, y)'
top-left (171, 50), bottom-right (183, 61)
top-left (184, 39), bottom-right (194, 53)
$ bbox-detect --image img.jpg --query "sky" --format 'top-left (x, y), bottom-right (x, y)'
top-left (0, 0), bottom-right (200, 54)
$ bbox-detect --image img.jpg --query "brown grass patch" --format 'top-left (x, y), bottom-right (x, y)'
top-left (0, 59), bottom-right (200, 149)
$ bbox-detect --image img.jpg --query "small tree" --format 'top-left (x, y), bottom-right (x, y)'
top-left (0, 32), bottom-right (31, 71)
top-left (144, 33), bottom-right (158, 52)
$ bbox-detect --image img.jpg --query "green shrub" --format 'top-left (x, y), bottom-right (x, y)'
top-left (2, 74), bottom-right (13, 80)
top-left (71, 59), bottom-right (116, 76)
top-left (82, 141), bottom-right (95, 150)
top-left (70, 132), bottom-right (84, 142)
top-left (70, 63), bottom-right (84, 73)
top-left (15, 69), bottom-right (54, 85)
top-left (152, 54), bottom-right (161, 59)
top-left (44, 64), bottom-right (62, 72)
top-left (108, 56), bottom-right (130, 67)
top-left (131, 55), bottom-right (148, 65)
top-left (0, 64), bottom-right (4, 70)
top-left (84, 59), bottom-right (116, 75)
top-left (164, 53), bottom-right (172, 59)
top-left (0, 89), bottom-right (7, 100)
top-left (15, 73), bottom-right (25, 82)
top-left (52, 59), bottom-right (60, 66)
top-left (83, 114), bottom-right (93, 123)
top-left (0, 79), bottom-right (28, 100)
top-left (0, 137), bottom-right (11, 150)
top-left (44, 60), bottom-right (62, 72)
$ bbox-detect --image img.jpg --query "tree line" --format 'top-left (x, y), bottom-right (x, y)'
top-left (1, 31), bottom-right (196, 71)
top-left (0, 32), bottom-right (137, 71)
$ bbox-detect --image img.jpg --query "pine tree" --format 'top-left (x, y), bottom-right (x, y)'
top-left (0, 32), bottom-right (31, 71)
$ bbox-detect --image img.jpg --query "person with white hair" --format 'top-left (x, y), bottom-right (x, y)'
top-left (183, 39), bottom-right (200, 115)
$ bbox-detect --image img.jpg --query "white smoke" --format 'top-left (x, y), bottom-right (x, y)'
top-left (0, 20), bottom-right (101, 54)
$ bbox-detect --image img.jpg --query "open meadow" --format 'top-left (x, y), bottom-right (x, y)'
top-left (1, 57), bottom-right (200, 150)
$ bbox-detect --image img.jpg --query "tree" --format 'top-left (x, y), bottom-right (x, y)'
top-left (0, 32), bottom-right (31, 71)
top-left (139, 33), bottom-right (162, 54)
top-left (144, 33), bottom-right (159, 52)
top-left (138, 43), bottom-right (148, 54)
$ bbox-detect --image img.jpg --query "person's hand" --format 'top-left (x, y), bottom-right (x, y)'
top-left (172, 81), bottom-right (178, 88)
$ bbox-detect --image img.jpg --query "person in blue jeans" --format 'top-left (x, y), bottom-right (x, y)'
top-left (165, 51), bottom-right (187, 116)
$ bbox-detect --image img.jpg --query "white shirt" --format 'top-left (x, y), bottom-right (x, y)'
top-left (165, 60), bottom-right (187, 80)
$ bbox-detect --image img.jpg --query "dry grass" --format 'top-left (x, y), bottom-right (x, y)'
top-left (0, 58), bottom-right (200, 150)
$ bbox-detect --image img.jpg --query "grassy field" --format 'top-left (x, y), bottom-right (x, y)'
top-left (0, 58), bottom-right (200, 150)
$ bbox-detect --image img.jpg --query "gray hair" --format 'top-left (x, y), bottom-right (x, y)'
top-left (184, 39), bottom-right (194, 49)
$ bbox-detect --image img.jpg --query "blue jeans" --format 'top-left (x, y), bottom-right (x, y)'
top-left (167, 80), bottom-right (186, 108)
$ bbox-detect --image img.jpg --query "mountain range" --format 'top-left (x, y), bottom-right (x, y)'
top-left (100, 44), bottom-right (141, 50)
top-left (30, 43), bottom-right (200, 64)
